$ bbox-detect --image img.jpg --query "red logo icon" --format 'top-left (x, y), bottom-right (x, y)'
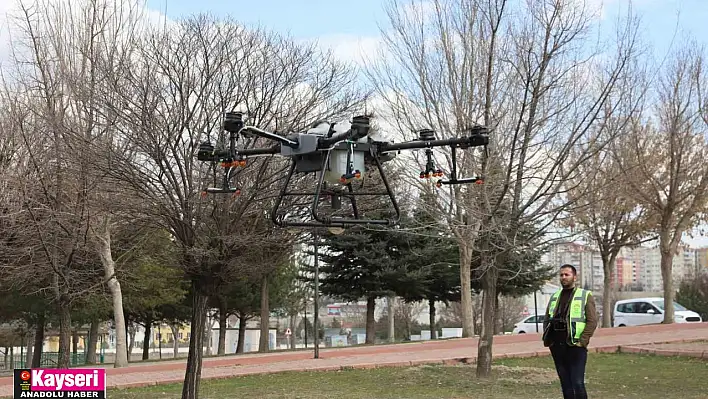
top-left (20, 371), bottom-right (30, 381)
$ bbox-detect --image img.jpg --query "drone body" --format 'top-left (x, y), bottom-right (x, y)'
top-left (281, 119), bottom-right (373, 186)
top-left (197, 112), bottom-right (489, 228)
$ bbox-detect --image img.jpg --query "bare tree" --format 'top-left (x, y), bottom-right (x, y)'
top-left (614, 42), bottom-right (708, 323)
top-left (101, 15), bottom-right (363, 398)
top-left (9, 0), bottom-right (148, 368)
top-left (565, 151), bottom-right (652, 326)
top-left (565, 73), bottom-right (655, 327)
top-left (1, 0), bottom-right (139, 367)
top-left (368, 0), bottom-right (640, 377)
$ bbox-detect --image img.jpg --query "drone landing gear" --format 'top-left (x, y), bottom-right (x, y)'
top-left (271, 150), bottom-right (400, 228)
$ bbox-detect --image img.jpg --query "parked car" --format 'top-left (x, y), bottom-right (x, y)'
top-left (613, 297), bottom-right (703, 327)
top-left (513, 314), bottom-right (546, 334)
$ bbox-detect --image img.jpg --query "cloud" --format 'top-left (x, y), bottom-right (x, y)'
top-left (309, 34), bottom-right (382, 67)
top-left (0, 0), bottom-right (171, 67)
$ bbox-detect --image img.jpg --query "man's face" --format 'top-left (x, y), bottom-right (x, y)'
top-left (559, 267), bottom-right (576, 288)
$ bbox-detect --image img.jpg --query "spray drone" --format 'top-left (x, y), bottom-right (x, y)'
top-left (197, 112), bottom-right (489, 228)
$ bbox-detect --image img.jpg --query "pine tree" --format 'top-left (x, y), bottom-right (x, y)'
top-left (470, 221), bottom-right (554, 296)
top-left (310, 220), bottom-right (404, 344)
top-left (393, 192), bottom-right (460, 339)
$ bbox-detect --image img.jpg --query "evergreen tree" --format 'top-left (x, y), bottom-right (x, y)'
top-left (305, 190), bottom-right (408, 345)
top-left (393, 192), bottom-right (460, 339)
top-left (470, 221), bottom-right (554, 297)
top-left (676, 274), bottom-right (708, 321)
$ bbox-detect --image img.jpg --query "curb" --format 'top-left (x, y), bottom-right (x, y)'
top-left (619, 345), bottom-right (707, 359)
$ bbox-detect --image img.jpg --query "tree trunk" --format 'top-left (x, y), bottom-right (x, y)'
top-left (218, 301), bottom-right (227, 356)
top-left (205, 317), bottom-right (216, 356)
top-left (32, 313), bottom-right (45, 368)
top-left (129, 325), bottom-right (136, 361)
top-left (476, 262), bottom-right (498, 378)
top-left (387, 295), bottom-right (395, 343)
top-left (602, 252), bottom-right (618, 328)
top-left (57, 298), bottom-right (72, 368)
top-left (459, 243), bottom-right (475, 337)
top-left (428, 299), bottom-right (437, 339)
top-left (95, 217), bottom-right (129, 368)
top-left (493, 294), bottom-right (501, 335)
top-left (259, 276), bottom-right (270, 353)
top-left (170, 324), bottom-right (180, 358)
top-left (85, 319), bottom-right (99, 364)
top-left (26, 330), bottom-right (34, 368)
top-left (660, 247), bottom-right (676, 323)
top-left (181, 281), bottom-right (209, 399)
top-left (289, 315), bottom-right (296, 349)
top-left (236, 315), bottom-right (247, 354)
top-left (365, 296), bottom-right (376, 344)
top-left (72, 330), bottom-right (79, 356)
top-left (125, 321), bottom-right (130, 362)
top-left (142, 320), bottom-right (152, 360)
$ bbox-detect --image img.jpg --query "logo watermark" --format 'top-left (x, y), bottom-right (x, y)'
top-left (14, 368), bottom-right (106, 398)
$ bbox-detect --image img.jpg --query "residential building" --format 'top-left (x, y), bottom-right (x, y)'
top-left (694, 247), bottom-right (708, 273)
top-left (547, 242), bottom-right (700, 293)
top-left (547, 241), bottom-right (602, 291)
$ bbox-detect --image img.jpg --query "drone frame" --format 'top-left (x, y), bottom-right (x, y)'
top-left (197, 112), bottom-right (489, 228)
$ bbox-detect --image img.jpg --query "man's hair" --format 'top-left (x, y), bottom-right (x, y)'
top-left (560, 264), bottom-right (577, 275)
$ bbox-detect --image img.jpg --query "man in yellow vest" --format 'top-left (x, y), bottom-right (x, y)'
top-left (542, 264), bottom-right (598, 399)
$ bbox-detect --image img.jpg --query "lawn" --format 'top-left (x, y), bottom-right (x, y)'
top-left (108, 353), bottom-right (708, 399)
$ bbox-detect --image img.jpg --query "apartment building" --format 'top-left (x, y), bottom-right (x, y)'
top-left (547, 242), bottom-right (698, 293)
top-left (547, 242), bottom-right (601, 290)
top-left (695, 247), bottom-right (708, 271)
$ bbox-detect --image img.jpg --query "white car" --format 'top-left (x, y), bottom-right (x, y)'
top-left (613, 297), bottom-right (703, 327)
top-left (513, 314), bottom-right (546, 334)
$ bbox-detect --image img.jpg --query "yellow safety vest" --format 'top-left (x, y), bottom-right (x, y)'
top-left (547, 287), bottom-right (590, 346)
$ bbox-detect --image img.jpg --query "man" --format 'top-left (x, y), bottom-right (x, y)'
top-left (542, 264), bottom-right (598, 399)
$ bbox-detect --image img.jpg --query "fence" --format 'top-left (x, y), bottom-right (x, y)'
top-left (1, 351), bottom-right (87, 370)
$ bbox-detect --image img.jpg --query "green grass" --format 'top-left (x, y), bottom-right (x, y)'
top-left (108, 353), bottom-right (708, 399)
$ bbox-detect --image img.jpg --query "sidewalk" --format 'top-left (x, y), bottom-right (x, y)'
top-left (1, 323), bottom-right (706, 396)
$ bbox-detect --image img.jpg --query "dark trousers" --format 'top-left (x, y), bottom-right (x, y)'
top-left (550, 342), bottom-right (588, 399)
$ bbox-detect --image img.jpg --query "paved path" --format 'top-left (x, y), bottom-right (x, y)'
top-left (2, 323), bottom-right (706, 396)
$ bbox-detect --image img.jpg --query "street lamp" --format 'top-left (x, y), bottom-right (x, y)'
top-left (313, 229), bottom-right (321, 359)
top-left (311, 226), bottom-right (344, 359)
top-left (534, 290), bottom-right (539, 333)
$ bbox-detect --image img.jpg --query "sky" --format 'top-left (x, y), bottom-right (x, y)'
top-left (141, 0), bottom-right (708, 65)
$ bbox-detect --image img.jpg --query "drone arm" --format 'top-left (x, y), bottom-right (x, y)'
top-left (317, 115), bottom-right (371, 148)
top-left (437, 177), bottom-right (483, 185)
top-left (238, 145), bottom-right (281, 156)
top-left (241, 127), bottom-right (298, 148)
top-left (318, 129), bottom-right (354, 148)
top-left (379, 134), bottom-right (488, 152)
